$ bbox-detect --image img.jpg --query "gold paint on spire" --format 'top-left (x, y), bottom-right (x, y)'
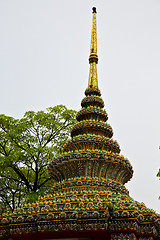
top-left (88, 7), bottom-right (99, 89)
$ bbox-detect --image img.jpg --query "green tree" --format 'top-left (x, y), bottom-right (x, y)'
top-left (0, 105), bottom-right (76, 214)
top-left (157, 147), bottom-right (160, 194)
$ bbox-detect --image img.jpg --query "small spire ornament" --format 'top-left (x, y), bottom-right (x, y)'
top-left (88, 7), bottom-right (99, 89)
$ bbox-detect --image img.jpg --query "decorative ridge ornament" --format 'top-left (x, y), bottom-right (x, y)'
top-left (88, 7), bottom-right (99, 89)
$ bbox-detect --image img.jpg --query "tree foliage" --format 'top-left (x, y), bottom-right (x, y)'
top-left (0, 105), bottom-right (76, 214)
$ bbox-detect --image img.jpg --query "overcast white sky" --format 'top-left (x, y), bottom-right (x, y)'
top-left (0, 0), bottom-right (160, 213)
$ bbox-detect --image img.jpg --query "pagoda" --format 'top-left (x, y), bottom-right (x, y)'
top-left (0, 7), bottom-right (160, 240)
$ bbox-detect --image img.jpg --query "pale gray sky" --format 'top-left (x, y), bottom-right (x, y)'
top-left (0, 0), bottom-right (160, 213)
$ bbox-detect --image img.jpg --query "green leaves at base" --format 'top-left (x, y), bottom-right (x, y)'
top-left (0, 105), bottom-right (77, 214)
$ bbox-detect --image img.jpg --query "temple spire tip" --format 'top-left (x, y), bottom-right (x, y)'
top-left (88, 7), bottom-right (98, 89)
top-left (92, 7), bottom-right (97, 13)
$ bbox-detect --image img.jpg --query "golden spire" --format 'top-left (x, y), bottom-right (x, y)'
top-left (88, 7), bottom-right (99, 89)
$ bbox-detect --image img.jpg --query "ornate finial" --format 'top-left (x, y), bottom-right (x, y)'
top-left (88, 7), bottom-right (98, 89)
top-left (92, 7), bottom-right (97, 13)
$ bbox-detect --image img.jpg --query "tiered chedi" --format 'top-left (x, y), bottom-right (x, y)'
top-left (48, 7), bottom-right (133, 187)
top-left (0, 8), bottom-right (160, 239)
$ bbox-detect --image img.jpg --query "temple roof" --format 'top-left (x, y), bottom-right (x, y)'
top-left (0, 7), bottom-right (160, 240)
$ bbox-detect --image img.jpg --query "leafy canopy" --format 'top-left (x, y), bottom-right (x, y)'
top-left (0, 105), bottom-right (77, 213)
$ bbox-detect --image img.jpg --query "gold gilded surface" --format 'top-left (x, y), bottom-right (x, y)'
top-left (90, 12), bottom-right (97, 54)
top-left (88, 62), bottom-right (98, 88)
top-left (88, 11), bottom-right (98, 89)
